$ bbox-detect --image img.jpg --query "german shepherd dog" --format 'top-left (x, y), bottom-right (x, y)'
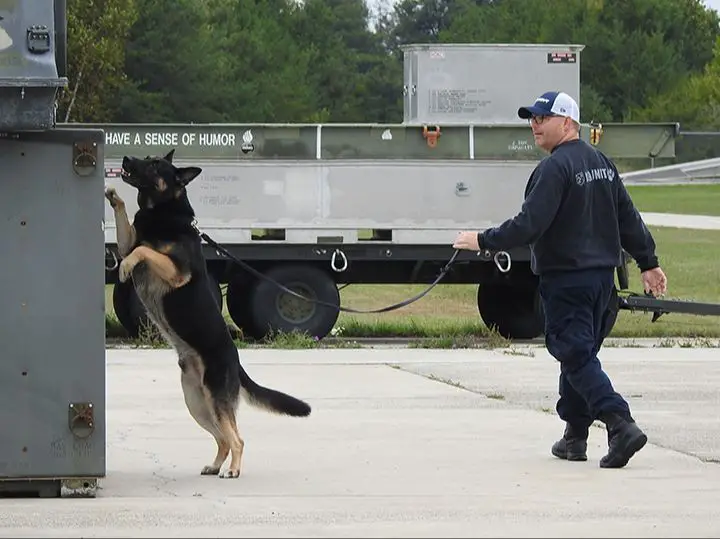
top-left (104, 149), bottom-right (311, 478)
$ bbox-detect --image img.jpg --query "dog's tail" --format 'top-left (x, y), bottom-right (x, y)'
top-left (238, 365), bottom-right (311, 417)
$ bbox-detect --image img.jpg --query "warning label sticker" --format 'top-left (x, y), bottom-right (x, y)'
top-left (547, 52), bottom-right (577, 64)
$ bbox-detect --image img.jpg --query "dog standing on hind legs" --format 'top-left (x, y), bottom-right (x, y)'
top-left (105, 149), bottom-right (311, 478)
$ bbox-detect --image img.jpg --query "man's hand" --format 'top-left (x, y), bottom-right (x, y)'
top-left (641, 266), bottom-right (667, 297)
top-left (453, 231), bottom-right (480, 251)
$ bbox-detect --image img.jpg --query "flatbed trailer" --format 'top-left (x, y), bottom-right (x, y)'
top-left (74, 119), bottom-right (708, 342)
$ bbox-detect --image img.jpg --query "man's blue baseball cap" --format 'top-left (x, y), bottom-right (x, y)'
top-left (518, 91), bottom-right (580, 123)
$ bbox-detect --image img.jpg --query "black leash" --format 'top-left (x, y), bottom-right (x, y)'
top-left (197, 229), bottom-right (461, 314)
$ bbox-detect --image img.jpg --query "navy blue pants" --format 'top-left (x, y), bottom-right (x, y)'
top-left (539, 267), bottom-right (631, 428)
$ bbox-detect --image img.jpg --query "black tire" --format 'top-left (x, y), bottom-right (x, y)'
top-left (477, 282), bottom-right (545, 340)
top-left (112, 273), bottom-right (223, 338)
top-left (616, 250), bottom-right (631, 290)
top-left (245, 264), bottom-right (340, 341)
top-left (601, 286), bottom-right (620, 340)
top-left (111, 280), bottom-right (149, 339)
top-left (205, 273), bottom-right (223, 311)
top-left (225, 275), bottom-right (258, 339)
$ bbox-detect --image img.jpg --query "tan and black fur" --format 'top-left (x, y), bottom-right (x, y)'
top-left (105, 149), bottom-right (311, 478)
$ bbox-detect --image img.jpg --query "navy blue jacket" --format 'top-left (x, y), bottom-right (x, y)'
top-left (478, 138), bottom-right (659, 275)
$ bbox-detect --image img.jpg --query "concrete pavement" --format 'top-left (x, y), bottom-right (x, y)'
top-left (3, 347), bottom-right (720, 537)
top-left (622, 157), bottom-right (720, 186)
top-left (641, 211), bottom-right (720, 230)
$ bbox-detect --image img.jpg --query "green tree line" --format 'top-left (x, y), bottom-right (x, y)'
top-left (58, 0), bottom-right (720, 131)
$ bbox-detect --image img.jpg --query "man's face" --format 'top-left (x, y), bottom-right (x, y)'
top-left (528, 114), bottom-right (571, 152)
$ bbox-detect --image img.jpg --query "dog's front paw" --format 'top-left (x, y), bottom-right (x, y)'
top-left (118, 256), bottom-right (137, 282)
top-left (105, 186), bottom-right (125, 210)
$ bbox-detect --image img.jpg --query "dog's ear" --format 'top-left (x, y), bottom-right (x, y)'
top-left (164, 149), bottom-right (176, 163)
top-left (176, 166), bottom-right (202, 187)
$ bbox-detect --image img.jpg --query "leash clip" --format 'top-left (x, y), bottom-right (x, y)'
top-left (330, 249), bottom-right (348, 273)
top-left (481, 249), bottom-right (512, 273)
top-left (104, 248), bottom-right (119, 271)
top-left (494, 251), bottom-right (512, 273)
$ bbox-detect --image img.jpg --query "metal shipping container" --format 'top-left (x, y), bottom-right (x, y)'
top-left (0, 0), bottom-right (68, 130)
top-left (402, 43), bottom-right (584, 126)
top-left (0, 1), bottom-right (104, 499)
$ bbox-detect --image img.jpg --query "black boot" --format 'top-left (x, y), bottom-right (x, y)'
top-left (599, 412), bottom-right (647, 468)
top-left (551, 423), bottom-right (588, 461)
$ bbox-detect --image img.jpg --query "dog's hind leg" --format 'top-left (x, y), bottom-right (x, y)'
top-left (215, 409), bottom-right (245, 479)
top-left (180, 367), bottom-right (231, 476)
top-left (201, 438), bottom-right (230, 476)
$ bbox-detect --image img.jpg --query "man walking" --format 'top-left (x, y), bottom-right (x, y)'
top-left (453, 90), bottom-right (667, 468)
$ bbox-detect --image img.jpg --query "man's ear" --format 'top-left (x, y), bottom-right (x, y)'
top-left (164, 149), bottom-right (176, 163)
top-left (176, 166), bottom-right (202, 186)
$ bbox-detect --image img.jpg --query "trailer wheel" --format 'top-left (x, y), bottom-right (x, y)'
top-left (245, 264), bottom-right (340, 341)
top-left (111, 280), bottom-right (149, 338)
top-left (111, 274), bottom-right (223, 339)
top-left (477, 283), bottom-right (545, 340)
top-left (601, 286), bottom-right (620, 340)
top-left (205, 274), bottom-right (223, 312)
top-left (225, 276), bottom-right (258, 339)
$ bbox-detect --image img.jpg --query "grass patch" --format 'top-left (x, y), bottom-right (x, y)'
top-left (338, 316), bottom-right (484, 338)
top-left (425, 373), bottom-right (465, 389)
top-left (408, 326), bottom-right (511, 349)
top-left (625, 184), bottom-right (720, 216)
top-left (609, 226), bottom-right (720, 338)
top-left (262, 329), bottom-right (319, 349)
top-left (502, 347), bottom-right (536, 357)
top-left (105, 312), bottom-right (362, 349)
top-left (105, 313), bottom-right (167, 348)
top-left (655, 337), bottom-right (719, 348)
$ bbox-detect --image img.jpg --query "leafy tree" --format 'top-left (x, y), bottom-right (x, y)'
top-left (202, 0), bottom-right (317, 122)
top-left (629, 37), bottom-right (720, 130)
top-left (60, 0), bottom-right (720, 130)
top-left (292, 0), bottom-right (403, 122)
top-left (59, 0), bottom-right (137, 122)
top-left (113, 0), bottom-right (226, 123)
top-left (440, 0), bottom-right (720, 122)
